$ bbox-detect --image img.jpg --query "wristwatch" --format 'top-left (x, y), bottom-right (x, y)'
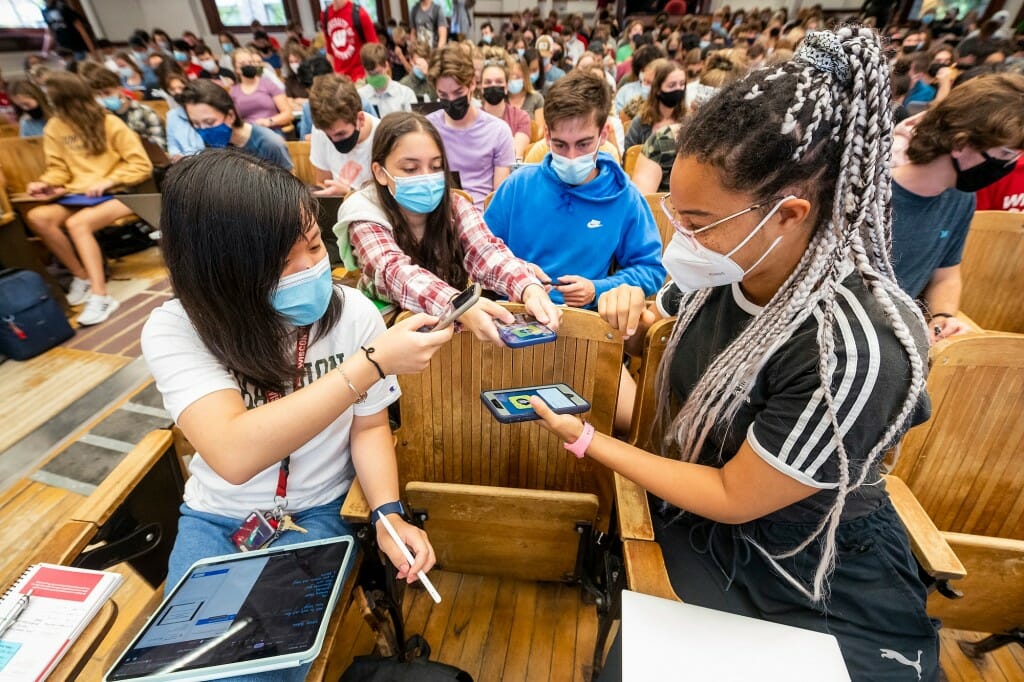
top-left (372, 500), bottom-right (407, 523)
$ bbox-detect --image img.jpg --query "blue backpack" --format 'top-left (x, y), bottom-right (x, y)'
top-left (0, 269), bottom-right (74, 361)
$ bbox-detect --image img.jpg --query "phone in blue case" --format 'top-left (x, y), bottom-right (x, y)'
top-left (494, 313), bottom-right (557, 348)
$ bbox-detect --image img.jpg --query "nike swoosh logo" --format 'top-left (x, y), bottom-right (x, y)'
top-left (587, 220), bottom-right (602, 228)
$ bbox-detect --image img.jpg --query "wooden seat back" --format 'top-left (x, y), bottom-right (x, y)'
top-left (927, 532), bottom-right (1024, 634)
top-left (893, 333), bottom-right (1024, 540)
top-left (393, 304), bottom-right (624, 534)
top-left (286, 140), bottom-right (316, 186)
top-left (0, 136), bottom-right (46, 194)
top-left (405, 482), bottom-right (599, 581)
top-left (623, 144), bottom-right (642, 175)
top-left (627, 317), bottom-right (676, 453)
top-left (644, 192), bottom-right (673, 253)
top-left (958, 211), bottom-right (1024, 333)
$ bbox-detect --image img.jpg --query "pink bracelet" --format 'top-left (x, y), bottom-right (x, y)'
top-left (563, 421), bottom-right (595, 459)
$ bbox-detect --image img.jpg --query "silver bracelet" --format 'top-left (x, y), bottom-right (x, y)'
top-left (337, 367), bottom-right (367, 404)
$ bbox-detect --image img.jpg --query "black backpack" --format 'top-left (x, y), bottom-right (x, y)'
top-left (340, 635), bottom-right (472, 682)
top-left (0, 268), bottom-right (74, 361)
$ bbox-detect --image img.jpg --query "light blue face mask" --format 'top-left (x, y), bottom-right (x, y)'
top-left (271, 256), bottom-right (333, 326)
top-left (385, 169), bottom-right (446, 214)
top-left (413, 65), bottom-right (426, 80)
top-left (508, 78), bottom-right (524, 95)
top-left (98, 95), bottom-right (123, 112)
top-left (550, 146), bottom-right (600, 186)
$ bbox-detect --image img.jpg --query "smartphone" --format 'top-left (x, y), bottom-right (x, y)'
top-left (481, 384), bottom-right (591, 424)
top-left (495, 313), bottom-right (557, 348)
top-left (421, 283), bottom-right (481, 332)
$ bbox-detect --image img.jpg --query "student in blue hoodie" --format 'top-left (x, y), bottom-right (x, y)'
top-left (484, 69), bottom-right (665, 312)
top-left (485, 69), bottom-right (665, 432)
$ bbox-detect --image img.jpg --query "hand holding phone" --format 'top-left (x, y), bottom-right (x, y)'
top-left (420, 283), bottom-right (481, 332)
top-left (494, 313), bottom-right (557, 348)
top-left (481, 384), bottom-right (590, 423)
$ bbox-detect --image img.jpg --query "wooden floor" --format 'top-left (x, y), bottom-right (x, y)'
top-left (329, 570), bottom-right (600, 682)
top-left (941, 630), bottom-right (1024, 682)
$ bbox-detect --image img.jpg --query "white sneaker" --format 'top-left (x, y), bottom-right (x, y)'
top-left (67, 277), bottom-right (91, 306)
top-left (77, 295), bottom-right (119, 326)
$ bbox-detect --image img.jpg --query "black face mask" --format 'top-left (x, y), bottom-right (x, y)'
top-left (927, 62), bottom-right (945, 78)
top-left (331, 127), bottom-right (360, 153)
top-left (25, 106), bottom-right (44, 120)
top-left (482, 86), bottom-right (506, 105)
top-left (440, 94), bottom-right (470, 120)
top-left (657, 89), bottom-right (685, 108)
top-left (952, 152), bottom-right (1017, 192)
top-left (240, 65), bottom-right (261, 79)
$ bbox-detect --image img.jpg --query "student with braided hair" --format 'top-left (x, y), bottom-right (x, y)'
top-left (530, 28), bottom-right (937, 680)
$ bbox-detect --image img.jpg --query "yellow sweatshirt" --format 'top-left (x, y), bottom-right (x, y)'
top-left (38, 114), bottom-right (153, 194)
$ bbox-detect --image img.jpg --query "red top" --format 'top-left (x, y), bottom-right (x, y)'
top-left (323, 0), bottom-right (379, 81)
top-left (975, 164), bottom-right (1024, 213)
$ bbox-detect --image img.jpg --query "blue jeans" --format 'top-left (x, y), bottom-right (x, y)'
top-left (166, 495), bottom-right (353, 682)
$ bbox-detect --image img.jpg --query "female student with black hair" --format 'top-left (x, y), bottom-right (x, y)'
top-left (142, 149), bottom-right (448, 679)
top-left (180, 79), bottom-right (292, 170)
top-left (24, 71), bottom-right (153, 327)
top-left (335, 111), bottom-right (561, 347)
top-left (531, 29), bottom-right (938, 680)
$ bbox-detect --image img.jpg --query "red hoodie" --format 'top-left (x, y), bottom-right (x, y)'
top-left (323, 0), bottom-right (378, 81)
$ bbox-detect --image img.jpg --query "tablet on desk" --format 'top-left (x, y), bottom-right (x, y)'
top-left (104, 536), bottom-right (355, 682)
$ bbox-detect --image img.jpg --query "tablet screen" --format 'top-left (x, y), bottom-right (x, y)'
top-left (106, 538), bottom-right (353, 680)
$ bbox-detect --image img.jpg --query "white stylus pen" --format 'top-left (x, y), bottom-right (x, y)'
top-left (376, 513), bottom-right (442, 604)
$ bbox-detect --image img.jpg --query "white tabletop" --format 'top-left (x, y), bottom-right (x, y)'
top-left (622, 590), bottom-right (850, 681)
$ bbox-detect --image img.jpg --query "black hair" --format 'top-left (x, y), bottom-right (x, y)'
top-left (171, 39), bottom-right (191, 53)
top-left (632, 43), bottom-right (667, 79)
top-left (160, 149), bottom-right (343, 393)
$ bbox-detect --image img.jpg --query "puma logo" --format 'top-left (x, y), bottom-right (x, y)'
top-left (879, 648), bottom-right (922, 680)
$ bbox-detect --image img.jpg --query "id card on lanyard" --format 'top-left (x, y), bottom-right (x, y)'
top-left (229, 326), bottom-right (311, 552)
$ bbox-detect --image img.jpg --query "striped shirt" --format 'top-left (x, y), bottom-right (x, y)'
top-left (658, 274), bottom-right (930, 523)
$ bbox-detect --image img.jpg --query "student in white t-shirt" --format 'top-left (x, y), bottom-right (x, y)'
top-left (141, 151), bottom-right (451, 682)
top-left (308, 73), bottom-right (378, 198)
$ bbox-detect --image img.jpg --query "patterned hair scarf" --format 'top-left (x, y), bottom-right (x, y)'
top-left (796, 31), bottom-right (851, 85)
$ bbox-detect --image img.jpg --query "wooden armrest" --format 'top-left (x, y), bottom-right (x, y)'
top-left (71, 430), bottom-right (176, 526)
top-left (31, 520), bottom-right (97, 566)
top-left (955, 310), bottom-right (984, 334)
top-left (622, 539), bottom-right (681, 602)
top-left (885, 475), bottom-right (966, 581)
top-left (614, 472), bottom-right (654, 541)
top-left (341, 477), bottom-right (371, 523)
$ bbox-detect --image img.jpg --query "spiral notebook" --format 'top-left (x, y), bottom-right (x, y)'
top-left (0, 563), bottom-right (122, 681)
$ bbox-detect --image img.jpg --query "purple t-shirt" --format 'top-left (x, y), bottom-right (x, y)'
top-left (230, 79), bottom-right (283, 124)
top-left (427, 109), bottom-right (514, 207)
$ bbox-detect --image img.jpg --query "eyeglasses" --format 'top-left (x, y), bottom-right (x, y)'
top-left (660, 194), bottom-right (783, 247)
top-left (984, 147), bottom-right (1022, 169)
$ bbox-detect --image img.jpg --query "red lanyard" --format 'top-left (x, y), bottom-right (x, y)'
top-left (264, 326), bottom-right (311, 506)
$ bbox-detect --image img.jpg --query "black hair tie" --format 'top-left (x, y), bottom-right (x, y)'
top-left (361, 346), bottom-right (387, 380)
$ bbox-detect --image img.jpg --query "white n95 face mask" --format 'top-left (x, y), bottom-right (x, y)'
top-left (663, 196), bottom-right (790, 292)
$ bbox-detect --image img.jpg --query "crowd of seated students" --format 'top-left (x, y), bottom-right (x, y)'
top-left (4, 14), bottom-right (1023, 678)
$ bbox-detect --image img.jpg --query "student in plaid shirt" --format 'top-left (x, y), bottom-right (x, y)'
top-left (86, 67), bottom-right (166, 151)
top-left (335, 112), bottom-right (561, 346)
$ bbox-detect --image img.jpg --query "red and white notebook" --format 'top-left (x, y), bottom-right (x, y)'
top-left (0, 564), bottom-right (122, 681)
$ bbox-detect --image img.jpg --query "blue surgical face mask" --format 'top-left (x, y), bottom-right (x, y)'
top-left (118, 66), bottom-right (134, 80)
top-left (98, 95), bottom-right (123, 112)
top-left (516, 48), bottom-right (525, 58)
top-left (550, 145), bottom-right (600, 185)
top-left (196, 122), bottom-right (233, 148)
top-left (173, 50), bottom-right (188, 62)
top-left (221, 43), bottom-right (234, 53)
top-left (640, 83), bottom-right (651, 97)
top-left (271, 256), bottom-right (333, 326)
top-left (508, 78), bottom-right (524, 94)
top-left (384, 169), bottom-right (446, 214)
top-left (482, 34), bottom-right (492, 44)
top-left (699, 40), bottom-right (710, 50)
top-left (413, 65), bottom-right (426, 80)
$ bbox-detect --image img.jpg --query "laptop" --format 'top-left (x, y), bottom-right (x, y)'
top-left (104, 536), bottom-right (355, 682)
top-left (622, 590), bottom-right (850, 681)
top-left (119, 193), bottom-right (162, 230)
